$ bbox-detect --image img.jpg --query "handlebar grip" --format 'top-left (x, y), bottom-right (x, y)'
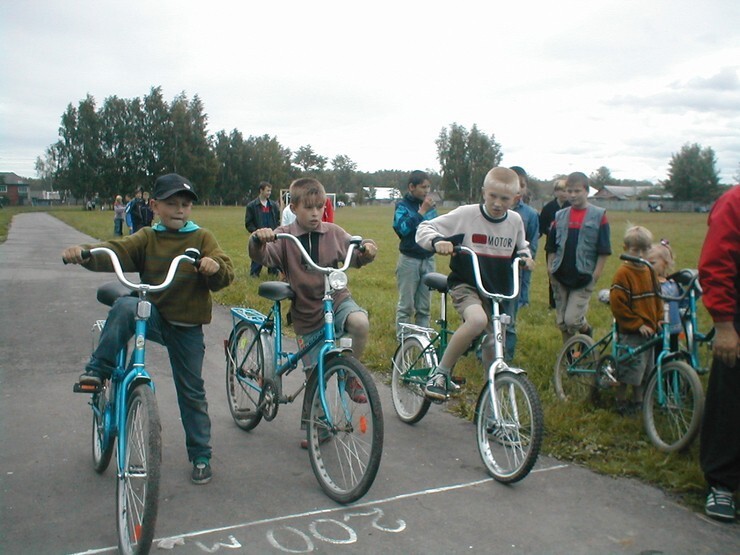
top-left (63, 249), bottom-right (91, 265)
top-left (184, 247), bottom-right (202, 268)
top-left (619, 253), bottom-right (650, 266)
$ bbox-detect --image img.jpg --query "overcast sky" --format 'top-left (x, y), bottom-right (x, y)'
top-left (1, 1), bottom-right (739, 184)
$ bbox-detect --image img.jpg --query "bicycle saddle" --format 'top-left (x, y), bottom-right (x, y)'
top-left (259, 281), bottom-right (295, 301)
top-left (423, 272), bottom-right (449, 293)
top-left (97, 281), bottom-right (135, 307)
top-left (670, 269), bottom-right (698, 288)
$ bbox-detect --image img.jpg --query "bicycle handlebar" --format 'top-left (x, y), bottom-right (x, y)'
top-left (68, 247), bottom-right (201, 293)
top-left (619, 253), bottom-right (689, 303)
top-left (274, 233), bottom-right (363, 274)
top-left (454, 245), bottom-right (522, 301)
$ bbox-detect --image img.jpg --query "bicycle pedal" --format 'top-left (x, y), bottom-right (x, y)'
top-left (73, 383), bottom-right (101, 394)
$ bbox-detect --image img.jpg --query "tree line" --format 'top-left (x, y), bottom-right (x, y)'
top-left (34, 86), bottom-right (728, 205)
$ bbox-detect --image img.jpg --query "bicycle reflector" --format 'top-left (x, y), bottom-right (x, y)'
top-left (328, 271), bottom-right (347, 290)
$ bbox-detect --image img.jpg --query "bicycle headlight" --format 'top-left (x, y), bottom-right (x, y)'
top-left (328, 270), bottom-right (347, 291)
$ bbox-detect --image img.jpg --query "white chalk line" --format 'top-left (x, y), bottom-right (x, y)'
top-left (68, 462), bottom-right (569, 554)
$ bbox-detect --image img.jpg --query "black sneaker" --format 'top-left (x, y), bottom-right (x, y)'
top-left (424, 372), bottom-right (448, 401)
top-left (705, 486), bottom-right (736, 522)
top-left (191, 458), bottom-right (212, 485)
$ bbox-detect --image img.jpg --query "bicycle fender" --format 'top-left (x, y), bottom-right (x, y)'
top-left (490, 362), bottom-right (526, 376)
top-left (324, 347), bottom-right (354, 361)
top-left (123, 372), bottom-right (154, 394)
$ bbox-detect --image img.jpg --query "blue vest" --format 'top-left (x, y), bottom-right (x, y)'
top-left (550, 204), bottom-right (606, 276)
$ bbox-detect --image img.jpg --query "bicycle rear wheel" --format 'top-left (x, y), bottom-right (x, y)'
top-left (91, 381), bottom-right (114, 473)
top-left (226, 321), bottom-right (264, 431)
top-left (307, 356), bottom-right (384, 504)
top-left (475, 371), bottom-right (543, 483)
top-left (554, 334), bottom-right (597, 402)
top-left (117, 384), bottom-right (161, 555)
top-left (643, 361), bottom-right (704, 453)
top-left (391, 336), bottom-right (434, 424)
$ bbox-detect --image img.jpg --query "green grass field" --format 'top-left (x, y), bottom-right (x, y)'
top-left (23, 203), bottom-right (714, 510)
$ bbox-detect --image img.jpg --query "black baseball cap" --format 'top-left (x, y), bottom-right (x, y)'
top-left (152, 173), bottom-right (198, 201)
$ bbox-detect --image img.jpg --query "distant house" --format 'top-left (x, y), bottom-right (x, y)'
top-left (592, 185), bottom-right (653, 200)
top-left (0, 172), bottom-right (30, 206)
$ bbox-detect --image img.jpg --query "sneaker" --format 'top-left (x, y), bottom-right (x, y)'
top-left (705, 486), bottom-right (736, 522)
top-left (191, 458), bottom-right (212, 485)
top-left (345, 376), bottom-right (368, 403)
top-left (78, 370), bottom-right (103, 388)
top-left (424, 372), bottom-right (449, 401)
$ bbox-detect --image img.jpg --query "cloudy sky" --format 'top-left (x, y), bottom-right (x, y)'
top-left (1, 1), bottom-right (739, 184)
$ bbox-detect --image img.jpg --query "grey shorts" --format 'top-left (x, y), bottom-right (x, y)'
top-left (297, 296), bottom-right (367, 367)
top-left (617, 333), bottom-right (653, 386)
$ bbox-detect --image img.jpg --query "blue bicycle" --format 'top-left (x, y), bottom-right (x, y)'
top-left (225, 233), bottom-right (383, 503)
top-left (69, 246), bottom-right (200, 555)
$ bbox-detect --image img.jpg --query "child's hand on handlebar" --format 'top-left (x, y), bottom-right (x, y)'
top-left (197, 257), bottom-right (220, 276)
top-left (62, 246), bottom-right (88, 265)
top-left (360, 242), bottom-right (378, 260)
top-left (638, 324), bottom-right (655, 338)
top-left (252, 228), bottom-right (276, 244)
top-left (434, 240), bottom-right (454, 255)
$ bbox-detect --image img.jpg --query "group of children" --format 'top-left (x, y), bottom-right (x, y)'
top-left (61, 169), bottom-right (681, 482)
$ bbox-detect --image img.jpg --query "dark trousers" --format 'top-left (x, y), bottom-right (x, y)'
top-left (700, 354), bottom-right (740, 491)
top-left (250, 260), bottom-right (278, 277)
top-left (87, 296), bottom-right (211, 462)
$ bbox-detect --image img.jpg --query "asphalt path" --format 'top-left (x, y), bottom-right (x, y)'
top-left (1, 212), bottom-right (738, 555)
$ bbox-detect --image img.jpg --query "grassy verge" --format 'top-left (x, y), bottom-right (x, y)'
top-left (42, 204), bottom-right (712, 510)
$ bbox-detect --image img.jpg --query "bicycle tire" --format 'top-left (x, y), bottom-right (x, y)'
top-left (391, 336), bottom-right (434, 424)
top-left (554, 334), bottom-right (597, 402)
top-left (643, 360), bottom-right (704, 453)
top-left (475, 371), bottom-right (543, 483)
top-left (91, 382), bottom-right (114, 473)
top-left (117, 384), bottom-right (161, 555)
top-left (225, 321), bottom-right (264, 431)
top-left (306, 356), bottom-right (384, 504)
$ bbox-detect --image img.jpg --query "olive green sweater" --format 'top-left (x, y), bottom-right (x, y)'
top-left (82, 224), bottom-right (234, 325)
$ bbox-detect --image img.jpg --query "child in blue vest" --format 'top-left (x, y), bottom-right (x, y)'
top-left (545, 172), bottom-right (611, 345)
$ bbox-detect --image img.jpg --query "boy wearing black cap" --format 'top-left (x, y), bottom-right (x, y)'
top-left (62, 173), bottom-right (234, 484)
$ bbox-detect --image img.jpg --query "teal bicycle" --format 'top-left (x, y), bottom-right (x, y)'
top-left (224, 233), bottom-right (383, 503)
top-left (391, 247), bottom-right (544, 483)
top-left (554, 254), bottom-right (705, 452)
top-left (69, 246), bottom-right (201, 555)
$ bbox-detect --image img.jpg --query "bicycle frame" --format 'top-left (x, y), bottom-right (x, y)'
top-left (81, 246), bottom-right (200, 474)
top-left (229, 233), bottom-right (363, 425)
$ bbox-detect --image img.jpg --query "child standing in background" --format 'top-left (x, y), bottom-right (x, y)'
top-left (647, 240), bottom-right (682, 353)
top-left (609, 226), bottom-right (663, 416)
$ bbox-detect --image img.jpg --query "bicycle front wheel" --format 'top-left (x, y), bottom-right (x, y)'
top-left (554, 334), bottom-right (597, 402)
top-left (226, 321), bottom-right (264, 431)
top-left (391, 337), bottom-right (434, 424)
top-left (92, 381), bottom-right (114, 473)
top-left (307, 356), bottom-right (384, 504)
top-left (117, 384), bottom-right (161, 555)
top-left (475, 371), bottom-right (543, 483)
top-left (643, 361), bottom-right (704, 453)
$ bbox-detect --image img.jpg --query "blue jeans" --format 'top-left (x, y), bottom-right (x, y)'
top-left (518, 269), bottom-right (532, 307)
top-left (113, 218), bottom-right (123, 236)
top-left (87, 296), bottom-right (211, 462)
top-left (395, 254), bottom-right (435, 338)
top-left (502, 298), bottom-right (518, 361)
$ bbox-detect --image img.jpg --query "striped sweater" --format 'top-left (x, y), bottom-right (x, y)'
top-left (610, 263), bottom-right (663, 334)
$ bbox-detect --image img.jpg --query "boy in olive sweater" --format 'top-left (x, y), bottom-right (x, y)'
top-left (63, 173), bottom-right (234, 484)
